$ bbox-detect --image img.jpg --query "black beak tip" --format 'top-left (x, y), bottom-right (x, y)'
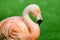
top-left (36, 19), bottom-right (42, 25)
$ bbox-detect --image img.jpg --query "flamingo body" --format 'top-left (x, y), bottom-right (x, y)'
top-left (0, 4), bottom-right (42, 40)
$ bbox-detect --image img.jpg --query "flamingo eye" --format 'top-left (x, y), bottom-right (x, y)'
top-left (35, 9), bottom-right (39, 15)
top-left (35, 9), bottom-right (39, 13)
top-left (37, 10), bottom-right (39, 13)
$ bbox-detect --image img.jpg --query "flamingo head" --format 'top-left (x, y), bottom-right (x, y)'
top-left (23, 4), bottom-right (43, 25)
top-left (29, 4), bottom-right (43, 25)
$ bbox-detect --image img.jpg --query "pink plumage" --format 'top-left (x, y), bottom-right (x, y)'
top-left (0, 4), bottom-right (42, 40)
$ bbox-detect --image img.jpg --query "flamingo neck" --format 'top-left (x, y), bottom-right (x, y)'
top-left (23, 11), bottom-right (40, 40)
top-left (22, 6), bottom-right (40, 40)
top-left (23, 10), bottom-right (36, 27)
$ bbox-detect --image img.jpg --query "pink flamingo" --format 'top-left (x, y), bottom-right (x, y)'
top-left (0, 4), bottom-right (42, 40)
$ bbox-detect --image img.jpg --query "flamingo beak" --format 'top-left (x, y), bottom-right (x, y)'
top-left (36, 19), bottom-right (42, 25)
top-left (36, 14), bottom-right (43, 25)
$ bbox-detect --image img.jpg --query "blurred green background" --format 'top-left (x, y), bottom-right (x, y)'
top-left (0, 0), bottom-right (60, 40)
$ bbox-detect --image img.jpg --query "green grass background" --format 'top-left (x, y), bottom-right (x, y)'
top-left (0, 0), bottom-right (60, 40)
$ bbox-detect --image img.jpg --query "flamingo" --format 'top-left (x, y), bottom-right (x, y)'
top-left (0, 4), bottom-right (43, 40)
